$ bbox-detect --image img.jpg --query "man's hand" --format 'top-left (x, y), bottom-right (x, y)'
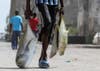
top-left (9, 24), bottom-right (12, 33)
top-left (59, 7), bottom-right (64, 15)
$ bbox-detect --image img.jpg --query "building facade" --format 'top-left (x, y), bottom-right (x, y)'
top-left (7, 0), bottom-right (100, 43)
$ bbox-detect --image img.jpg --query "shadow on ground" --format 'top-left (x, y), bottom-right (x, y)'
top-left (0, 66), bottom-right (57, 69)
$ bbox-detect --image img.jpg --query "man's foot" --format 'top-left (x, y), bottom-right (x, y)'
top-left (39, 59), bottom-right (49, 68)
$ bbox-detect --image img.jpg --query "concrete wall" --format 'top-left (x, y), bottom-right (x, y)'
top-left (9, 0), bottom-right (100, 37)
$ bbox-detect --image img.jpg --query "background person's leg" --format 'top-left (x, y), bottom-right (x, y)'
top-left (16, 31), bottom-right (21, 49)
top-left (11, 31), bottom-right (17, 49)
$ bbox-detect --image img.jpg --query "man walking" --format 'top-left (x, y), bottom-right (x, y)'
top-left (35, 0), bottom-right (64, 68)
top-left (9, 11), bottom-right (23, 50)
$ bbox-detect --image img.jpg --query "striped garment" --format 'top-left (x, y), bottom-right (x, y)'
top-left (35, 0), bottom-right (59, 5)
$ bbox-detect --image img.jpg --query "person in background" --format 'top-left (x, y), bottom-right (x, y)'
top-left (9, 11), bottom-right (23, 50)
top-left (35, 0), bottom-right (64, 68)
top-left (29, 13), bottom-right (39, 37)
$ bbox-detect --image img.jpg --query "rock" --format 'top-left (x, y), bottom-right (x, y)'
top-left (93, 32), bottom-right (100, 44)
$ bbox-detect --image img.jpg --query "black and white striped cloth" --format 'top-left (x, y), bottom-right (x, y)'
top-left (35, 0), bottom-right (59, 5)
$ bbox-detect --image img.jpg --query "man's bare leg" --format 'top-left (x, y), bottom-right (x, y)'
top-left (38, 29), bottom-right (49, 68)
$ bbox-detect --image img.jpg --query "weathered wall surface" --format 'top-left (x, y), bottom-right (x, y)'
top-left (9, 0), bottom-right (100, 37)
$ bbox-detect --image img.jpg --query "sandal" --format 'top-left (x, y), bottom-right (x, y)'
top-left (39, 60), bottom-right (49, 68)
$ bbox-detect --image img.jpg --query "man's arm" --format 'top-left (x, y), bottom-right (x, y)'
top-left (60, 0), bottom-right (64, 15)
top-left (19, 17), bottom-right (24, 32)
top-left (20, 21), bottom-right (24, 32)
top-left (60, 0), bottom-right (64, 7)
top-left (9, 18), bottom-right (12, 33)
top-left (9, 24), bottom-right (12, 33)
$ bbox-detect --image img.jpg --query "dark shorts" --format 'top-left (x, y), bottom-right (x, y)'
top-left (37, 4), bottom-right (58, 43)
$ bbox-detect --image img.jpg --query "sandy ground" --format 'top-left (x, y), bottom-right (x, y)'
top-left (0, 41), bottom-right (100, 71)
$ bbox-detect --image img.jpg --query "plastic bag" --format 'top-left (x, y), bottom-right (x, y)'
top-left (58, 17), bottom-right (68, 56)
top-left (50, 16), bottom-right (68, 58)
top-left (16, 21), bottom-right (37, 68)
top-left (49, 24), bottom-right (59, 58)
